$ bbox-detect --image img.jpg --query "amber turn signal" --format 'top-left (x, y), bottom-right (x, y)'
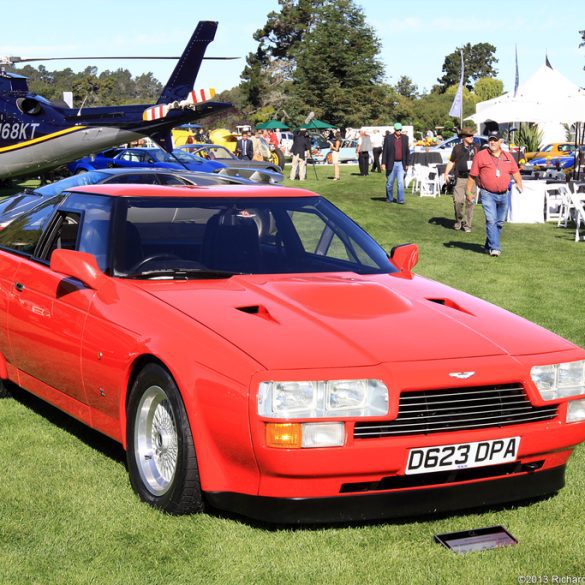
top-left (265, 423), bottom-right (302, 448)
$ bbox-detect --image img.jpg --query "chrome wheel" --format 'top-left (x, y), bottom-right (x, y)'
top-left (134, 384), bottom-right (178, 496)
top-left (127, 363), bottom-right (203, 514)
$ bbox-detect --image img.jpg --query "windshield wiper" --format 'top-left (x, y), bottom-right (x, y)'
top-left (126, 268), bottom-right (244, 280)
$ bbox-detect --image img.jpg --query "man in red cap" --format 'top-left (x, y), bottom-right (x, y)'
top-left (466, 131), bottom-right (523, 257)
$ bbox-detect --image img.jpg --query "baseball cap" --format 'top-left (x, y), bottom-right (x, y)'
top-left (394, 122), bottom-right (403, 131)
top-left (487, 130), bottom-right (501, 141)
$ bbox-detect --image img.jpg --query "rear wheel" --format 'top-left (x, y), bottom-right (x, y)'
top-left (126, 363), bottom-right (204, 515)
top-left (0, 380), bottom-right (10, 398)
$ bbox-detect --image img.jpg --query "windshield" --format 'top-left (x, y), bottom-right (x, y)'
top-left (36, 171), bottom-right (112, 197)
top-left (170, 150), bottom-right (202, 164)
top-left (113, 196), bottom-right (395, 278)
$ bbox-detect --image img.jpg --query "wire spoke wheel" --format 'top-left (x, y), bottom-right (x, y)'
top-left (126, 363), bottom-right (203, 514)
top-left (134, 385), bottom-right (178, 496)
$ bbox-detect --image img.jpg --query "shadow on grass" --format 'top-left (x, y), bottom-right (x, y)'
top-left (370, 196), bottom-right (390, 202)
top-left (429, 216), bottom-right (456, 230)
top-left (7, 381), bottom-right (125, 465)
top-left (210, 492), bottom-right (557, 532)
top-left (443, 241), bottom-right (487, 254)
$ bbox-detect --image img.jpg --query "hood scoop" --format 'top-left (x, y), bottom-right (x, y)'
top-left (236, 304), bottom-right (279, 323)
top-left (427, 297), bottom-right (475, 316)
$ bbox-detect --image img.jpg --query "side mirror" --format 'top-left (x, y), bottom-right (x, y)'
top-left (50, 249), bottom-right (104, 290)
top-left (390, 243), bottom-right (419, 273)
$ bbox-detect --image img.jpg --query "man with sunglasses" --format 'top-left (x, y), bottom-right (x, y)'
top-left (466, 130), bottom-right (523, 257)
top-left (381, 122), bottom-right (410, 204)
top-left (444, 127), bottom-right (478, 232)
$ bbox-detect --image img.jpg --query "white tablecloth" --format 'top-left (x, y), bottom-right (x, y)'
top-left (507, 182), bottom-right (546, 224)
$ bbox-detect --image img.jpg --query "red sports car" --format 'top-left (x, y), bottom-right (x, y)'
top-left (0, 184), bottom-right (584, 524)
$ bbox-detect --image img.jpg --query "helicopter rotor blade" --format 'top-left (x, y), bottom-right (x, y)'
top-left (4, 55), bottom-right (238, 66)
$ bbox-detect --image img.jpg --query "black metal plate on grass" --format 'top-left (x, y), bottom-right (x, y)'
top-left (434, 525), bottom-right (518, 554)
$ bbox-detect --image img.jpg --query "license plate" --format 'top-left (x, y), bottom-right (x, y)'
top-left (405, 437), bottom-right (520, 475)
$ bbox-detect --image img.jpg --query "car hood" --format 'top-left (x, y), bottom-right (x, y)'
top-left (138, 273), bottom-right (575, 370)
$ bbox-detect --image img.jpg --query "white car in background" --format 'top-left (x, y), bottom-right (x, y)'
top-left (278, 131), bottom-right (295, 157)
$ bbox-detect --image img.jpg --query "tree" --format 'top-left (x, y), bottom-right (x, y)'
top-left (395, 76), bottom-right (418, 100)
top-left (437, 43), bottom-right (498, 93)
top-left (241, 0), bottom-right (385, 128)
top-left (473, 77), bottom-right (504, 101)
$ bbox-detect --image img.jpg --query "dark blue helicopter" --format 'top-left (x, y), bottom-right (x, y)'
top-left (0, 21), bottom-right (232, 182)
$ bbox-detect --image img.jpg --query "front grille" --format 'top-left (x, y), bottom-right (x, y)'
top-left (354, 384), bottom-right (558, 438)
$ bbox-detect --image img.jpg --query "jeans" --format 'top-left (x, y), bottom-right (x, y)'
top-left (481, 189), bottom-right (509, 251)
top-left (386, 162), bottom-right (405, 203)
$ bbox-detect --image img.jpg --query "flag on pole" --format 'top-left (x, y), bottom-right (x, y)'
top-left (449, 51), bottom-right (464, 119)
top-left (514, 45), bottom-right (519, 97)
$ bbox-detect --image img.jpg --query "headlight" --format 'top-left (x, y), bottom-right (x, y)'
top-left (258, 379), bottom-right (388, 418)
top-left (531, 360), bottom-right (585, 401)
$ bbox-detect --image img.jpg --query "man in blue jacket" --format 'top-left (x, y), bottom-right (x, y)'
top-left (381, 123), bottom-right (410, 204)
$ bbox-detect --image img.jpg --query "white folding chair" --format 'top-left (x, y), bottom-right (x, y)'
top-left (544, 185), bottom-right (567, 222)
top-left (409, 164), bottom-right (425, 191)
top-left (557, 185), bottom-right (578, 228)
top-left (569, 191), bottom-right (585, 242)
top-left (418, 167), bottom-right (440, 197)
top-left (404, 164), bottom-right (416, 189)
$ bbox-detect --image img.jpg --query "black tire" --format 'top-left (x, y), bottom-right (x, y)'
top-left (126, 363), bottom-right (204, 515)
top-left (0, 380), bottom-right (10, 398)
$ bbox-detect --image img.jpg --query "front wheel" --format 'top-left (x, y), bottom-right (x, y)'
top-left (126, 363), bottom-right (204, 515)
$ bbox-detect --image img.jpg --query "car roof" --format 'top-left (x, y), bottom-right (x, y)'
top-left (65, 183), bottom-right (315, 199)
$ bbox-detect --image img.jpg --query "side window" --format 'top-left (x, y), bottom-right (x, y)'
top-left (157, 174), bottom-right (189, 185)
top-left (38, 212), bottom-right (81, 261)
top-left (0, 196), bottom-right (64, 255)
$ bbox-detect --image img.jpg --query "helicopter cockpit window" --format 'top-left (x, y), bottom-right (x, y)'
top-left (16, 97), bottom-right (43, 116)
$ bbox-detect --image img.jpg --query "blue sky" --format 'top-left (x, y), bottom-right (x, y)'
top-left (1, 0), bottom-right (583, 95)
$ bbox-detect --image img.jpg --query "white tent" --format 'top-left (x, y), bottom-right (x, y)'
top-left (467, 62), bottom-right (585, 144)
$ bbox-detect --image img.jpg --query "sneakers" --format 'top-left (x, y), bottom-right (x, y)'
top-left (489, 249), bottom-right (501, 257)
top-left (454, 222), bottom-right (462, 231)
top-left (463, 226), bottom-right (471, 233)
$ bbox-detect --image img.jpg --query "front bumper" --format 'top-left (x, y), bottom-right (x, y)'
top-left (206, 464), bottom-right (565, 524)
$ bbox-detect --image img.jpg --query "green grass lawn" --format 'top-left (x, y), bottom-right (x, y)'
top-left (1, 166), bottom-right (584, 584)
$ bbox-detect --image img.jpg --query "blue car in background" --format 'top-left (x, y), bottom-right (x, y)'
top-left (527, 146), bottom-right (585, 173)
top-left (68, 147), bottom-right (225, 175)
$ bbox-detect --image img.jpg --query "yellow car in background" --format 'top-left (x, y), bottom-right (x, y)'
top-left (525, 143), bottom-right (575, 161)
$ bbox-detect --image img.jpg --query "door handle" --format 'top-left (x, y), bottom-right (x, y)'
top-left (15, 282), bottom-right (25, 292)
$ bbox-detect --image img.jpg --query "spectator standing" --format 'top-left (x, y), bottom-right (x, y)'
top-left (268, 129), bottom-right (280, 148)
top-left (466, 130), bottom-right (523, 257)
top-left (381, 123), bottom-right (410, 204)
top-left (252, 130), bottom-right (265, 161)
top-left (289, 129), bottom-right (311, 181)
top-left (370, 130), bottom-right (383, 173)
top-left (443, 127), bottom-right (478, 232)
top-left (357, 131), bottom-right (372, 176)
top-left (235, 132), bottom-right (254, 160)
top-left (329, 131), bottom-right (342, 181)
